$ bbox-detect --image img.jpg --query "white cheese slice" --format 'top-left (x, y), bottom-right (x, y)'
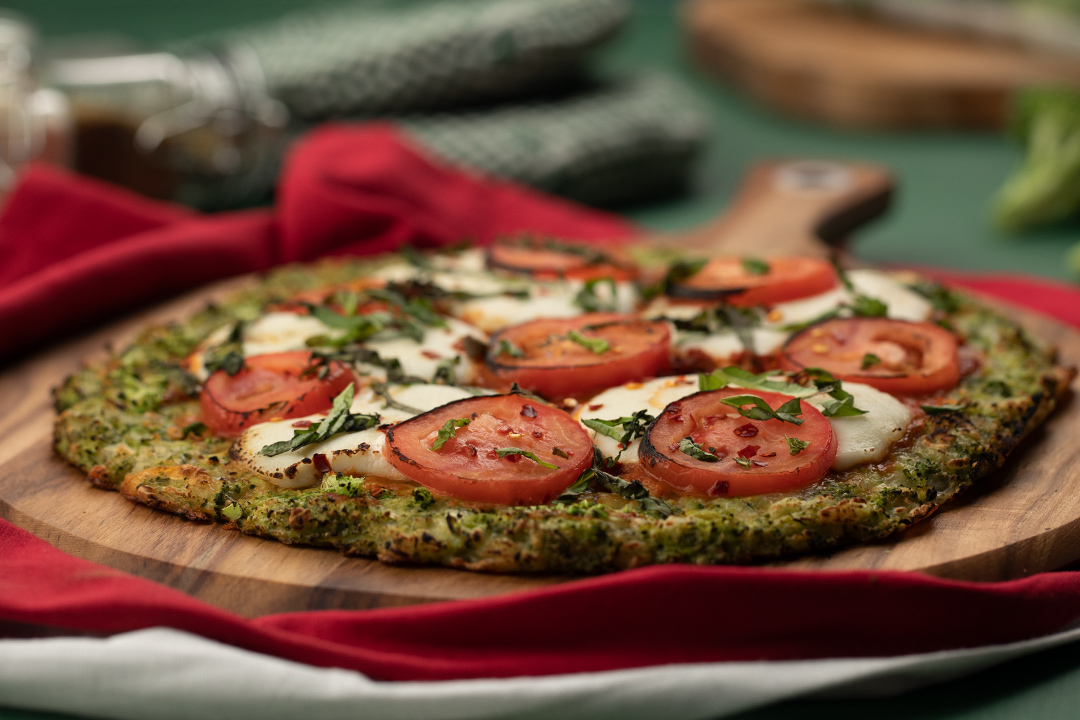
top-left (576, 377), bottom-right (911, 473)
top-left (232, 384), bottom-right (474, 488)
top-left (805, 382), bottom-right (912, 471)
top-left (189, 312), bottom-right (344, 380)
top-left (357, 317), bottom-right (487, 385)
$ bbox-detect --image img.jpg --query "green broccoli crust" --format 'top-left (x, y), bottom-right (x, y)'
top-left (53, 260), bottom-right (1068, 573)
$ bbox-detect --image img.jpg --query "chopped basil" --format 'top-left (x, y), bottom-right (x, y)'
top-left (567, 329), bottom-right (610, 354)
top-left (581, 409), bottom-right (655, 454)
top-left (204, 321), bottom-right (246, 376)
top-left (720, 394), bottom-right (805, 426)
top-left (921, 404), bottom-right (965, 415)
top-left (820, 393), bottom-right (868, 417)
top-left (679, 437), bottom-right (720, 462)
top-left (700, 366), bottom-right (868, 418)
top-left (671, 303), bottom-right (760, 355)
top-left (741, 257), bottom-right (770, 276)
top-left (861, 353), bottom-right (882, 370)
top-left (432, 356), bottom-right (461, 385)
top-left (557, 461), bottom-right (672, 518)
top-left (180, 421), bottom-right (207, 439)
top-left (851, 294), bottom-right (888, 318)
top-left (258, 384), bottom-right (380, 456)
top-left (370, 381), bottom-right (425, 415)
top-left (831, 254), bottom-right (855, 293)
top-left (552, 447), bottom-right (571, 459)
top-left (573, 277), bottom-right (619, 313)
top-left (400, 244), bottom-right (433, 270)
top-left (509, 383), bottom-right (549, 405)
top-left (786, 436), bottom-right (810, 455)
top-left (496, 339), bottom-right (525, 359)
top-left (734, 456), bottom-right (753, 469)
top-left (663, 258), bottom-right (707, 289)
top-left (431, 417), bottom-right (470, 450)
top-left (495, 447), bottom-right (558, 469)
top-left (908, 280), bottom-right (961, 313)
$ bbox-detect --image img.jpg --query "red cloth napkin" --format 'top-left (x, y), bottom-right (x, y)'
top-left (2, 121), bottom-right (1080, 682)
top-left (0, 123), bottom-right (634, 363)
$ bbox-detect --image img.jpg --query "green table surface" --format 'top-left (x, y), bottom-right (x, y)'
top-left (3, 1), bottom-right (1079, 719)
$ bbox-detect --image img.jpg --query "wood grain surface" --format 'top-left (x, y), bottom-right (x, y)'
top-left (682, 0), bottom-right (1080, 130)
top-left (2, 160), bottom-right (1078, 617)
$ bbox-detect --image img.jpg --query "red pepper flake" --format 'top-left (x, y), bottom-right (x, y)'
top-left (420, 350), bottom-right (442, 360)
top-left (292, 419), bottom-right (313, 428)
top-left (588, 403), bottom-right (604, 411)
top-left (505, 453), bottom-right (521, 463)
top-left (708, 480), bottom-right (730, 497)
top-left (737, 445), bottom-right (760, 459)
top-left (520, 404), bottom-right (538, 418)
top-left (531, 429), bottom-right (544, 439)
top-left (312, 453), bottom-right (331, 475)
top-left (668, 443), bottom-right (680, 452)
top-left (759, 451), bottom-right (776, 458)
top-left (666, 402), bottom-right (682, 416)
top-left (733, 423), bottom-right (758, 438)
top-left (497, 425), bottom-right (513, 435)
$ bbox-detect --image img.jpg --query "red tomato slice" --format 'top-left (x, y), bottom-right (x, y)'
top-left (386, 394), bottom-right (593, 506)
top-left (200, 352), bottom-right (356, 438)
top-left (780, 318), bottom-right (960, 395)
top-left (486, 313), bottom-right (671, 400)
top-left (640, 388), bottom-right (836, 497)
top-left (487, 236), bottom-right (637, 281)
top-left (667, 256), bottom-right (838, 306)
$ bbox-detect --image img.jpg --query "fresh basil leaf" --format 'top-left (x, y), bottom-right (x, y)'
top-left (400, 244), bottom-right (433, 270)
top-left (678, 437), bottom-right (720, 462)
top-left (431, 417), bottom-right (470, 450)
top-left (432, 356), bottom-right (461, 385)
top-left (495, 447), bottom-right (558, 469)
top-left (741, 257), bottom-right (770, 276)
top-left (786, 436), bottom-right (810, 455)
top-left (508, 383), bottom-right (549, 405)
top-left (734, 456), bottom-right (753, 468)
top-left (861, 352), bottom-right (882, 370)
top-left (567, 329), bottom-right (609, 354)
top-left (496, 339), bottom-right (525, 359)
top-left (699, 367), bottom-right (814, 397)
top-left (589, 466), bottom-right (673, 518)
top-left (921, 404), bottom-right (965, 415)
top-left (370, 381), bottom-right (425, 414)
top-left (180, 421), bottom-right (207, 439)
top-left (779, 308), bottom-right (844, 332)
top-left (719, 394), bottom-right (805, 426)
top-left (908, 280), bottom-right (961, 313)
top-left (831, 254), bottom-right (855, 293)
top-left (851, 294), bottom-right (888, 317)
top-left (664, 258), bottom-right (707, 288)
top-left (258, 384), bottom-right (380, 456)
top-left (552, 447), bottom-right (571, 459)
top-left (582, 417), bottom-right (628, 441)
top-left (573, 277), bottom-right (619, 312)
top-left (821, 394), bottom-right (868, 417)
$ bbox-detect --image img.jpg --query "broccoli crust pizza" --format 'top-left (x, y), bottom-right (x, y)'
top-left (53, 238), bottom-right (1074, 573)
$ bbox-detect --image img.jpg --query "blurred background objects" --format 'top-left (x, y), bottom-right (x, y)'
top-left (1, 0), bottom-right (1078, 281)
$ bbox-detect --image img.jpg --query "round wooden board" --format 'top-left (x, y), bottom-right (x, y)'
top-left (1, 277), bottom-right (1078, 617)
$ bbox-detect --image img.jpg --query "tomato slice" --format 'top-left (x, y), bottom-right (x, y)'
top-left (199, 352), bottom-right (356, 438)
top-left (487, 236), bottom-right (637, 281)
top-left (486, 313), bottom-right (671, 400)
top-left (386, 394), bottom-right (593, 505)
top-left (780, 318), bottom-right (960, 395)
top-left (640, 388), bottom-right (836, 497)
top-left (667, 256), bottom-right (838, 306)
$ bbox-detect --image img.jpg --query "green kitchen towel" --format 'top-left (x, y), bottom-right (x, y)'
top-left (229, 0), bottom-right (631, 119)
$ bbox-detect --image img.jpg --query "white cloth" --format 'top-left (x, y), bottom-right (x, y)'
top-left (2, 625), bottom-right (1080, 720)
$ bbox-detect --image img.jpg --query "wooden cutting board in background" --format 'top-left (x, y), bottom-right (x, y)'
top-left (682, 0), bottom-right (1080, 130)
top-left (1, 159), bottom-right (1079, 617)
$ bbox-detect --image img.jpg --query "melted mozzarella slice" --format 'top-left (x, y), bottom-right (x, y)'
top-left (455, 279), bottom-right (637, 333)
top-left (577, 377), bottom-right (912, 473)
top-left (358, 317), bottom-right (487, 385)
top-left (189, 312), bottom-right (344, 380)
top-left (576, 376), bottom-right (699, 460)
top-left (232, 384), bottom-right (475, 488)
top-left (805, 382), bottom-right (912, 471)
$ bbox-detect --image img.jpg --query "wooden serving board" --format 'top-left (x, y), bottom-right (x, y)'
top-left (682, 0), bottom-right (1080, 130)
top-left (2, 160), bottom-right (1079, 618)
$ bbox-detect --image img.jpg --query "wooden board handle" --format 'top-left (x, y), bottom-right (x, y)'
top-left (658, 160), bottom-right (893, 257)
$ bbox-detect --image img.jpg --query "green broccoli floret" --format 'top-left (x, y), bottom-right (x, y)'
top-left (994, 87), bottom-right (1080, 233)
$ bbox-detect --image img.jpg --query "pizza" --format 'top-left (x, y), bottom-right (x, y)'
top-left (53, 238), bottom-right (1074, 572)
